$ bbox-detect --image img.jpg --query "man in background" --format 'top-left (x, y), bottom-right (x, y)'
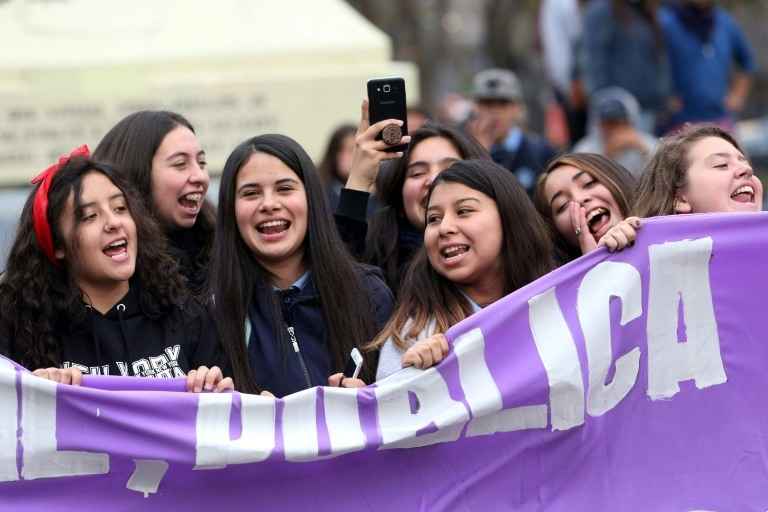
top-left (575, 87), bottom-right (658, 177)
top-left (467, 68), bottom-right (557, 195)
top-left (660, 0), bottom-right (754, 130)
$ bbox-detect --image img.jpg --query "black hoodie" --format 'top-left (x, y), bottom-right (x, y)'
top-left (65, 284), bottom-right (223, 377)
top-left (0, 283), bottom-right (226, 378)
top-left (167, 227), bottom-right (210, 299)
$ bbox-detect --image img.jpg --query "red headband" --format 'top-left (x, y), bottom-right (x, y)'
top-left (30, 144), bottom-right (91, 265)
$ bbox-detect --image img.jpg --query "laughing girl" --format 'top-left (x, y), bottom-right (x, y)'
top-left (209, 134), bottom-right (393, 396)
top-left (593, 125), bottom-right (764, 253)
top-left (336, 101), bottom-right (489, 293)
top-left (0, 149), bottom-right (231, 392)
top-left (534, 153), bottom-right (640, 263)
top-left (94, 111), bottom-right (215, 296)
top-left (371, 159), bottom-right (554, 379)
top-left (634, 124), bottom-right (763, 216)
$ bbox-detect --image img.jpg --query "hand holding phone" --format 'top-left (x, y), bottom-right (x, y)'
top-left (367, 77), bottom-right (408, 152)
top-left (344, 99), bottom-right (412, 193)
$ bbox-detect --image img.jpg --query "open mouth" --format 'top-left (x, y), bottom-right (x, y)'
top-left (586, 207), bottom-right (611, 236)
top-left (103, 239), bottom-right (128, 260)
top-left (179, 192), bottom-right (203, 211)
top-left (257, 219), bottom-right (290, 235)
top-left (440, 244), bottom-right (469, 262)
top-left (731, 185), bottom-right (755, 203)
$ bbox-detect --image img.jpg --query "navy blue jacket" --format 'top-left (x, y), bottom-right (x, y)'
top-left (246, 266), bottom-right (393, 397)
top-left (167, 226), bottom-right (210, 299)
top-left (334, 188), bottom-right (423, 295)
top-left (490, 133), bottom-right (557, 196)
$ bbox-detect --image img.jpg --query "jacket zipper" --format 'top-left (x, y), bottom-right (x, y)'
top-left (286, 325), bottom-right (312, 389)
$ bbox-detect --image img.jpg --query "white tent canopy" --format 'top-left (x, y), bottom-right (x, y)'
top-left (0, 0), bottom-right (418, 184)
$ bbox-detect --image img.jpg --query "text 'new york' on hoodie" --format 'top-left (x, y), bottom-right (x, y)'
top-left (60, 282), bottom-right (225, 378)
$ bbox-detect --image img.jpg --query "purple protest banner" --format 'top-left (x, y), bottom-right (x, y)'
top-left (1, 213), bottom-right (768, 511)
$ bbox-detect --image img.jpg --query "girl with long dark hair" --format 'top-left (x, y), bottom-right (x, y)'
top-left (209, 134), bottom-right (393, 396)
top-left (0, 148), bottom-right (230, 392)
top-left (94, 111), bottom-right (215, 297)
top-left (316, 123), bottom-right (357, 209)
top-left (336, 101), bottom-right (490, 293)
top-left (369, 159), bottom-right (555, 379)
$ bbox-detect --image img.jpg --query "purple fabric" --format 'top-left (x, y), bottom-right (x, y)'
top-left (1, 213), bottom-right (768, 511)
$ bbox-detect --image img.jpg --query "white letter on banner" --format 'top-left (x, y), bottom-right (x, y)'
top-left (323, 388), bottom-right (366, 456)
top-left (282, 388), bottom-right (319, 462)
top-left (20, 373), bottom-right (109, 480)
top-left (578, 262), bottom-right (642, 416)
top-left (195, 393), bottom-right (276, 469)
top-left (376, 367), bottom-right (469, 449)
top-left (528, 288), bottom-right (585, 431)
top-left (0, 358), bottom-right (18, 482)
top-left (453, 329), bottom-right (547, 437)
top-left (647, 237), bottom-right (726, 399)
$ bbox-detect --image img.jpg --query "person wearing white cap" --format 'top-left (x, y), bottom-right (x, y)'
top-left (466, 68), bottom-right (557, 196)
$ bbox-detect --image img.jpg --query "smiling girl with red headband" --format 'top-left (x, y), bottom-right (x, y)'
top-left (0, 147), bottom-right (232, 392)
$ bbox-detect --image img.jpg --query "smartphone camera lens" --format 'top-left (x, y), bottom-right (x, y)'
top-left (383, 84), bottom-right (391, 93)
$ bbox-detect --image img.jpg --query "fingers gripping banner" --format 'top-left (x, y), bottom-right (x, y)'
top-left (1, 213), bottom-right (768, 511)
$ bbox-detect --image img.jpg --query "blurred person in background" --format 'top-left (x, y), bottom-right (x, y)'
top-left (437, 93), bottom-right (474, 127)
top-left (407, 105), bottom-right (432, 132)
top-left (581, 0), bottom-right (671, 134)
top-left (659, 0), bottom-right (755, 131)
top-left (467, 68), bottom-right (557, 196)
top-left (539, 0), bottom-right (588, 146)
top-left (574, 87), bottom-right (658, 177)
top-left (316, 123), bottom-right (357, 210)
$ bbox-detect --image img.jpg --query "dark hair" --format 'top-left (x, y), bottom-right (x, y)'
top-left (534, 152), bottom-right (636, 262)
top-left (633, 124), bottom-right (745, 217)
top-left (370, 159), bottom-right (554, 350)
top-left (365, 123), bottom-right (491, 290)
top-left (93, 111), bottom-right (215, 278)
top-left (209, 134), bottom-right (382, 393)
top-left (317, 123), bottom-right (356, 185)
top-left (0, 157), bottom-right (186, 369)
